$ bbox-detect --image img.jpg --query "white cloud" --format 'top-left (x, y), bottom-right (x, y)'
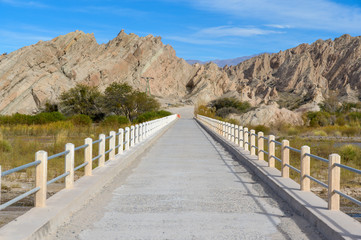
top-left (196, 26), bottom-right (282, 37)
top-left (0, 0), bottom-right (49, 8)
top-left (265, 24), bottom-right (292, 29)
top-left (165, 35), bottom-right (230, 45)
top-left (181, 0), bottom-right (361, 33)
top-left (0, 30), bottom-right (52, 41)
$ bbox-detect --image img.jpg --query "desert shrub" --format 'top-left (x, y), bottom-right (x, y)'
top-left (134, 110), bottom-right (172, 123)
top-left (252, 125), bottom-right (271, 135)
top-left (195, 105), bottom-right (215, 118)
top-left (335, 116), bottom-right (346, 126)
top-left (347, 112), bottom-right (361, 123)
top-left (70, 114), bottom-right (92, 127)
top-left (338, 144), bottom-right (361, 164)
top-left (0, 112), bottom-right (65, 125)
top-left (59, 84), bottom-right (102, 118)
top-left (340, 126), bottom-right (361, 137)
top-left (210, 97), bottom-right (251, 117)
top-left (287, 127), bottom-right (299, 136)
top-left (307, 111), bottom-right (332, 127)
top-left (0, 139), bottom-right (11, 152)
top-left (216, 107), bottom-right (239, 118)
top-left (313, 130), bottom-right (327, 136)
top-left (32, 112), bottom-right (66, 124)
top-left (101, 115), bottom-right (129, 127)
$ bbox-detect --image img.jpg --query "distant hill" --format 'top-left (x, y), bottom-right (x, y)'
top-left (186, 54), bottom-right (262, 67)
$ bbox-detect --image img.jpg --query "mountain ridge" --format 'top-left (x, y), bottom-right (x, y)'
top-left (186, 54), bottom-right (261, 67)
top-left (1, 30), bottom-right (361, 126)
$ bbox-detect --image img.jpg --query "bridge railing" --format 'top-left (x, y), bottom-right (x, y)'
top-left (0, 114), bottom-right (178, 210)
top-left (197, 114), bottom-right (361, 211)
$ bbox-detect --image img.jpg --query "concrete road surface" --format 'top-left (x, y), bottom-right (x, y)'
top-left (49, 119), bottom-right (325, 240)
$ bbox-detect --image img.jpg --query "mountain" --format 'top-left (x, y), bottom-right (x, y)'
top-left (186, 55), bottom-right (260, 67)
top-left (1, 31), bottom-right (361, 125)
top-left (0, 30), bottom-right (195, 114)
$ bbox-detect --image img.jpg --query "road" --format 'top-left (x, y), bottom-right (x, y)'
top-left (48, 118), bottom-right (324, 239)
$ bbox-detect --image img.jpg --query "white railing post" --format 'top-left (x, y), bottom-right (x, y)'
top-left (268, 135), bottom-right (275, 168)
top-left (84, 138), bottom-right (92, 176)
top-left (0, 165), bottom-right (1, 202)
top-left (139, 123), bottom-right (143, 142)
top-left (257, 132), bottom-right (264, 161)
top-left (109, 131), bottom-right (116, 160)
top-left (99, 134), bottom-right (105, 167)
top-left (35, 150), bottom-right (47, 207)
top-left (222, 122), bottom-right (226, 137)
top-left (281, 140), bottom-right (289, 178)
top-left (218, 121), bottom-right (222, 135)
top-left (328, 154), bottom-right (341, 210)
top-left (239, 126), bottom-right (244, 148)
top-left (234, 125), bottom-right (239, 145)
top-left (228, 123), bottom-right (232, 140)
top-left (118, 129), bottom-right (124, 155)
top-left (130, 126), bottom-right (135, 147)
top-left (134, 124), bottom-right (139, 145)
top-left (231, 124), bottom-right (235, 142)
top-left (300, 146), bottom-right (310, 191)
top-left (65, 143), bottom-right (75, 189)
top-left (250, 130), bottom-right (256, 156)
top-left (124, 127), bottom-right (130, 151)
top-left (244, 127), bottom-right (249, 151)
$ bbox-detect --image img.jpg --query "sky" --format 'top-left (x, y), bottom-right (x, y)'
top-left (1, 0), bottom-right (361, 61)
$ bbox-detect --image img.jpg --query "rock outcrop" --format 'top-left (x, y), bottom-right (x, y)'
top-left (1, 31), bottom-right (361, 123)
top-left (0, 30), bottom-right (195, 114)
top-left (229, 103), bottom-right (304, 127)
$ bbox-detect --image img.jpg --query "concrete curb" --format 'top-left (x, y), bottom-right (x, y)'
top-left (0, 120), bottom-right (177, 240)
top-left (196, 118), bottom-right (361, 240)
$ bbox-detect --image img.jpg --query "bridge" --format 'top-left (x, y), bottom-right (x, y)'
top-left (0, 107), bottom-right (360, 239)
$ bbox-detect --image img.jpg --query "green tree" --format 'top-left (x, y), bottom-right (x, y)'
top-left (59, 84), bottom-right (102, 118)
top-left (123, 91), bottom-right (160, 120)
top-left (102, 83), bottom-right (133, 115)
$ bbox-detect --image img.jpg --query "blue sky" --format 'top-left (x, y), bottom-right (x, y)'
top-left (1, 0), bottom-right (361, 61)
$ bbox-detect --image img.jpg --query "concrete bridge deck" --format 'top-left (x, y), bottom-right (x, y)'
top-left (48, 119), bottom-right (324, 239)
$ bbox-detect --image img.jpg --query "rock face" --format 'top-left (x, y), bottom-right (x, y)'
top-left (1, 31), bottom-right (361, 121)
top-left (229, 103), bottom-right (304, 127)
top-left (0, 30), bottom-right (195, 114)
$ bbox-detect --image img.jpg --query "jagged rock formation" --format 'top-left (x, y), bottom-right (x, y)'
top-left (0, 30), bottom-right (195, 114)
top-left (229, 103), bottom-right (304, 127)
top-left (187, 34), bottom-right (361, 111)
top-left (1, 31), bottom-right (361, 125)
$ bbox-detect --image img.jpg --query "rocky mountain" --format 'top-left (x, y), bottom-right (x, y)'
top-left (186, 55), bottom-right (260, 67)
top-left (1, 31), bottom-right (361, 126)
top-left (0, 30), bottom-right (195, 114)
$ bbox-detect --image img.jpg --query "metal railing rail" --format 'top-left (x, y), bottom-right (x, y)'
top-left (0, 114), bottom-right (178, 211)
top-left (196, 114), bottom-right (361, 212)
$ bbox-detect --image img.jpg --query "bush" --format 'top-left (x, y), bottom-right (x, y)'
top-left (216, 107), bottom-right (239, 118)
top-left (59, 84), bottom-right (102, 118)
top-left (134, 110), bottom-right (172, 123)
top-left (287, 127), bottom-right (299, 136)
top-left (195, 105), bottom-right (215, 118)
top-left (252, 125), bottom-right (271, 135)
top-left (211, 98), bottom-right (250, 112)
top-left (338, 144), bottom-right (361, 164)
top-left (70, 114), bottom-right (92, 127)
top-left (101, 115), bottom-right (129, 127)
top-left (32, 112), bottom-right (66, 124)
top-left (313, 130), bottom-right (328, 137)
top-left (0, 139), bottom-right (11, 152)
top-left (347, 112), bottom-right (361, 123)
top-left (307, 111), bottom-right (332, 127)
top-left (0, 112), bottom-right (66, 125)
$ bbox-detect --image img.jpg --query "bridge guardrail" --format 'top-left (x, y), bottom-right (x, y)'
top-left (0, 114), bottom-right (178, 210)
top-left (197, 114), bottom-right (361, 212)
